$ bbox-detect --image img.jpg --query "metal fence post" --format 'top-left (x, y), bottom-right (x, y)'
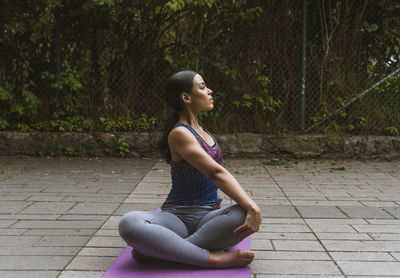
top-left (300, 0), bottom-right (308, 132)
top-left (55, 5), bottom-right (61, 83)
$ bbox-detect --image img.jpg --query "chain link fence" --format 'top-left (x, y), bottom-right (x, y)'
top-left (1, 0), bottom-right (399, 135)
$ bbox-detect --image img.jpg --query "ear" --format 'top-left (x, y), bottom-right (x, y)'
top-left (180, 92), bottom-right (192, 104)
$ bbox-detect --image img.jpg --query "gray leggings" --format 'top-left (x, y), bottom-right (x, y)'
top-left (118, 204), bottom-right (246, 267)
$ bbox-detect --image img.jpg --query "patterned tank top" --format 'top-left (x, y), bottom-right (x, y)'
top-left (161, 123), bottom-right (223, 209)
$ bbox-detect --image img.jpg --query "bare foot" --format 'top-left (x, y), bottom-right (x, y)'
top-left (208, 250), bottom-right (255, 268)
top-left (131, 249), bottom-right (152, 263)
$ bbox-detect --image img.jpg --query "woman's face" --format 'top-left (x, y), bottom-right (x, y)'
top-left (185, 74), bottom-right (214, 112)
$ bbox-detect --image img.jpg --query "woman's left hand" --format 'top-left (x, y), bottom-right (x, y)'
top-left (233, 207), bottom-right (262, 241)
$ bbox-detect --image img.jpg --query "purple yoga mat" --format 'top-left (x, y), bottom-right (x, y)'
top-left (102, 208), bottom-right (251, 278)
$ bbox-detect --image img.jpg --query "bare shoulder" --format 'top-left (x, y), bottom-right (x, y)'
top-left (168, 126), bottom-right (196, 145)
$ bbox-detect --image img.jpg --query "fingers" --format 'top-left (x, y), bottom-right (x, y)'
top-left (233, 224), bottom-right (246, 236)
top-left (233, 225), bottom-right (255, 241)
top-left (235, 229), bottom-right (252, 241)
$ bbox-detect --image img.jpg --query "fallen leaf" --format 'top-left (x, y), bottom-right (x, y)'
top-left (329, 167), bottom-right (345, 171)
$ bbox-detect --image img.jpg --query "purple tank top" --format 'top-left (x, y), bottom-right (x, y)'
top-left (162, 123), bottom-right (222, 209)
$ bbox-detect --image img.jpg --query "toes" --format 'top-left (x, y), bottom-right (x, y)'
top-left (241, 250), bottom-right (255, 259)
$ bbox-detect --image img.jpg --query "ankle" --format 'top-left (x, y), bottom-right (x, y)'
top-left (207, 252), bottom-right (220, 267)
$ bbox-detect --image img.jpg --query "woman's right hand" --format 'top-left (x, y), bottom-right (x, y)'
top-left (233, 206), bottom-right (262, 241)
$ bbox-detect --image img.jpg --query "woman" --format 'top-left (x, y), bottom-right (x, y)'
top-left (119, 70), bottom-right (262, 268)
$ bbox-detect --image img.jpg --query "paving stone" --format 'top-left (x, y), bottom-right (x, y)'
top-left (306, 219), bottom-right (369, 225)
top-left (58, 215), bottom-right (108, 220)
top-left (369, 233), bottom-right (400, 240)
top-left (252, 199), bottom-right (291, 205)
top-left (94, 229), bottom-right (119, 236)
top-left (384, 207), bottom-right (400, 218)
top-left (63, 195), bottom-right (125, 203)
top-left (86, 236), bottom-right (125, 248)
top-left (252, 195), bottom-right (287, 200)
top-left (0, 235), bottom-right (41, 246)
top-left (42, 187), bottom-right (100, 194)
top-left (24, 228), bottom-right (96, 236)
top-left (254, 250), bottom-right (330, 260)
top-left (0, 220), bottom-right (17, 228)
top-left (308, 223), bottom-right (356, 233)
top-left (0, 246), bottom-right (79, 256)
top-left (293, 200), bottom-right (363, 206)
top-left (124, 187), bottom-right (171, 194)
top-left (252, 260), bottom-right (341, 275)
top-left (296, 206), bottom-right (347, 218)
top-left (123, 197), bottom-right (164, 204)
top-left (26, 196), bottom-right (66, 202)
top-left (259, 205), bottom-right (300, 218)
top-left (2, 157), bottom-right (400, 277)
top-left (337, 261), bottom-right (400, 275)
top-left (0, 228), bottom-right (26, 235)
top-left (272, 240), bottom-right (325, 251)
top-left (392, 252), bottom-right (400, 260)
top-left (347, 276), bottom-right (400, 278)
top-left (251, 232), bottom-right (316, 240)
top-left (321, 240), bottom-right (400, 252)
top-left (315, 233), bottom-right (371, 240)
top-left (352, 224), bottom-right (400, 233)
top-left (66, 256), bottom-right (116, 271)
top-left (79, 247), bottom-right (124, 256)
top-left (256, 275), bottom-right (343, 278)
top-left (329, 251), bottom-right (395, 261)
top-left (0, 255), bottom-right (72, 270)
top-left (0, 201), bottom-right (31, 213)
top-left (67, 203), bottom-right (119, 215)
top-left (0, 193), bottom-right (33, 201)
top-left (1, 214), bottom-right (58, 220)
top-left (259, 224), bottom-right (311, 233)
top-left (100, 216), bottom-right (120, 229)
top-left (13, 220), bottom-right (103, 229)
top-left (367, 219), bottom-right (400, 224)
top-left (340, 206), bottom-right (394, 219)
top-left (360, 201), bottom-right (399, 207)
top-left (0, 271), bottom-right (59, 278)
top-left (0, 187), bottom-right (45, 193)
top-left (34, 235), bottom-right (90, 247)
top-left (20, 202), bottom-right (76, 214)
top-left (261, 218), bottom-right (306, 224)
top-left (58, 271), bottom-right (104, 278)
top-left (115, 203), bottom-right (159, 214)
top-left (250, 239), bottom-right (273, 250)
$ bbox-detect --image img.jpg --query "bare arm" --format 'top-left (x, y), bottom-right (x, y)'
top-left (169, 127), bottom-right (262, 240)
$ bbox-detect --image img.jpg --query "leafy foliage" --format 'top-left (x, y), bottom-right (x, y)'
top-left (0, 0), bottom-right (399, 135)
top-left (117, 137), bottom-right (130, 157)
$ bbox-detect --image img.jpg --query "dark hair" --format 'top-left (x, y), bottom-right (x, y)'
top-left (158, 70), bottom-right (197, 163)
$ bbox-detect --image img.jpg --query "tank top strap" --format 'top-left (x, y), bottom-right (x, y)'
top-left (174, 123), bottom-right (204, 143)
top-left (174, 122), bottom-right (196, 134)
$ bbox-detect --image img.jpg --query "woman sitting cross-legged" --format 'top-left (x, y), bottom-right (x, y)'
top-left (118, 70), bottom-right (262, 268)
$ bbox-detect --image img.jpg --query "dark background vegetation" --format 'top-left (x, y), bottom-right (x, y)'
top-left (1, 0), bottom-right (399, 135)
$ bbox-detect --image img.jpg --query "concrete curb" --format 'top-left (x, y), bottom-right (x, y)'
top-left (0, 131), bottom-right (399, 159)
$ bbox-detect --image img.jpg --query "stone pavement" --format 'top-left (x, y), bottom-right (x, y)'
top-left (0, 156), bottom-right (399, 277)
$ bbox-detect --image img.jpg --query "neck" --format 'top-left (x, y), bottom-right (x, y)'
top-left (179, 109), bottom-right (201, 129)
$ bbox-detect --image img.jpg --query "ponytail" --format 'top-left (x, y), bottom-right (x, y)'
top-left (158, 111), bottom-right (179, 163)
top-left (157, 70), bottom-right (197, 163)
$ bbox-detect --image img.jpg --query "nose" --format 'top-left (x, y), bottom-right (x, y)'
top-left (208, 87), bottom-right (213, 95)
